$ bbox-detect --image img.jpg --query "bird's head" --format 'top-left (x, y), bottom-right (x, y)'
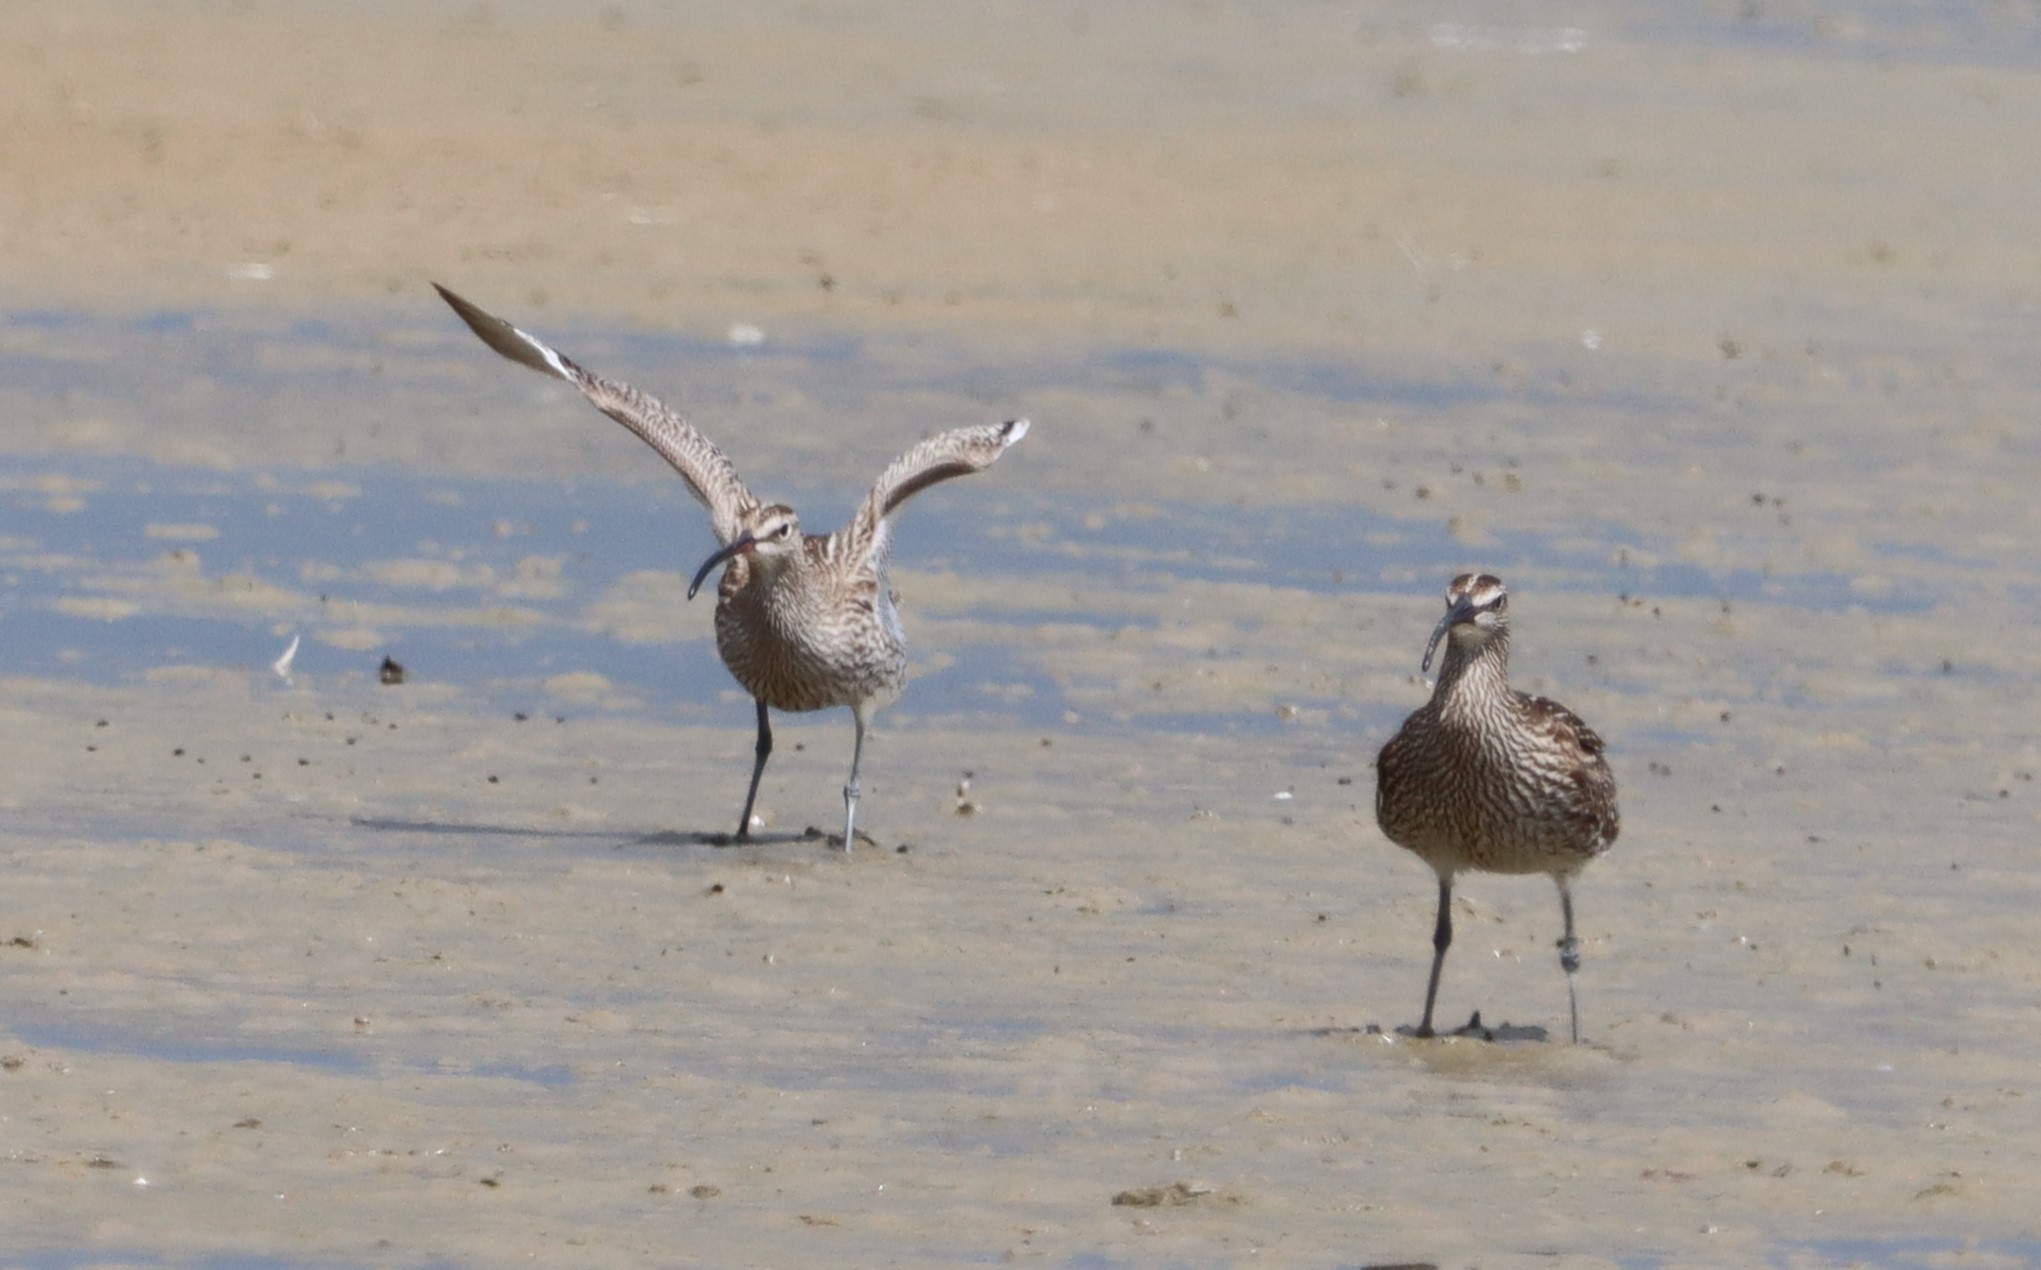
top-left (1421, 572), bottom-right (1510, 673)
top-left (688, 504), bottom-right (802, 599)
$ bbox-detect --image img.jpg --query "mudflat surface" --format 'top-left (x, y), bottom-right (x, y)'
top-left (4, 2), bottom-right (2041, 1267)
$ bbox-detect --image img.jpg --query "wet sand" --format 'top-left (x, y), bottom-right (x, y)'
top-left (5, 2), bottom-right (2041, 1266)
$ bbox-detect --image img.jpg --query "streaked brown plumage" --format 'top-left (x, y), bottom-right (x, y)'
top-left (1375, 573), bottom-right (1619, 1041)
top-left (435, 285), bottom-right (1028, 851)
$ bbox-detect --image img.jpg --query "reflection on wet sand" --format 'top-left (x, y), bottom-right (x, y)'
top-left (7, 0), bottom-right (2041, 1265)
top-left (4, 312), bottom-right (2036, 1262)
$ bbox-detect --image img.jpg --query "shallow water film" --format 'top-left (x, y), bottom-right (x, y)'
top-left (5, 2), bottom-right (2041, 1267)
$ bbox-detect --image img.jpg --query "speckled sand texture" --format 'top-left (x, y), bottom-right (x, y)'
top-left (4, 2), bottom-right (2041, 1266)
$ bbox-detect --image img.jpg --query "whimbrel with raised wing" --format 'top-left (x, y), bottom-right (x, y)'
top-left (435, 285), bottom-right (1029, 852)
top-left (1375, 573), bottom-right (1619, 1041)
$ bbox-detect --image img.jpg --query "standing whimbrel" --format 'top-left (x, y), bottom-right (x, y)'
top-left (434, 285), bottom-right (1029, 852)
top-left (1374, 573), bottom-right (1619, 1041)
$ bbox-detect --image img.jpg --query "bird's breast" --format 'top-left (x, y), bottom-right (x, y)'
top-left (1376, 706), bottom-right (1614, 875)
top-left (712, 569), bottom-right (908, 714)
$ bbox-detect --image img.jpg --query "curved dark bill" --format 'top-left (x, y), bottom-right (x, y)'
top-left (1419, 594), bottom-right (1479, 674)
top-left (688, 533), bottom-right (756, 599)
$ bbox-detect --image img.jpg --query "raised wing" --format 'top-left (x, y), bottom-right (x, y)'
top-left (435, 284), bottom-right (757, 545)
top-left (839, 418), bottom-right (1029, 565)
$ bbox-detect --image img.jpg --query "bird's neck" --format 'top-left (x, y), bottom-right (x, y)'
top-left (1433, 634), bottom-right (1510, 717)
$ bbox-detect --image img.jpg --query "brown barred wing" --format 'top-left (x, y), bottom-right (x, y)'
top-left (434, 284), bottom-right (758, 546)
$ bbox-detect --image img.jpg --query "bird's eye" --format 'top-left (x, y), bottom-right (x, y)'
top-left (776, 523), bottom-right (794, 539)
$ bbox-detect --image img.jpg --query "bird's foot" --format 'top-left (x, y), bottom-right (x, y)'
top-left (1449, 1012), bottom-right (1552, 1043)
top-left (812, 825), bottom-right (882, 853)
top-left (1448, 1010), bottom-right (1491, 1039)
top-left (1397, 1011), bottom-right (1547, 1043)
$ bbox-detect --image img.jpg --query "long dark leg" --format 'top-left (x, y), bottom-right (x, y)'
top-left (840, 707), bottom-right (867, 855)
top-left (1556, 875), bottom-right (1582, 1043)
top-left (1418, 872), bottom-right (1453, 1038)
top-left (736, 699), bottom-right (771, 840)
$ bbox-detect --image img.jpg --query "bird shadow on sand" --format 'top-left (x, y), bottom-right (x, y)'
top-left (350, 815), bottom-right (631, 844)
top-left (348, 815), bottom-right (901, 855)
top-left (1315, 1011), bottom-right (1551, 1045)
top-left (634, 825), bottom-right (899, 853)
